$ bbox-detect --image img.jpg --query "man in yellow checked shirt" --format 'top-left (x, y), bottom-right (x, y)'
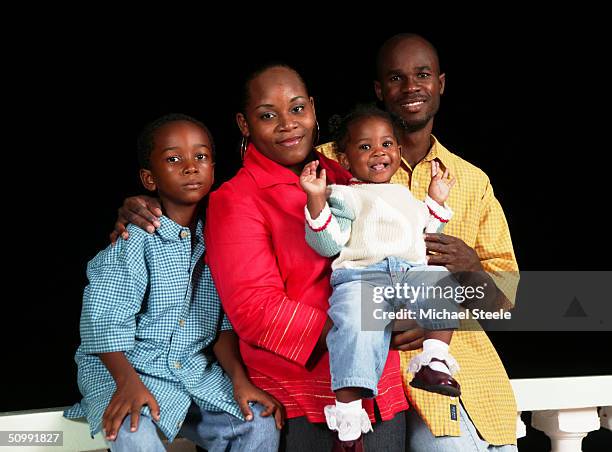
top-left (318, 33), bottom-right (519, 451)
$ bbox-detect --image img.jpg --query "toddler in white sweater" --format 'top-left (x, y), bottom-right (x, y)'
top-left (301, 105), bottom-right (461, 444)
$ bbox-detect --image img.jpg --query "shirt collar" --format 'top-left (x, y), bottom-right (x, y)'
top-left (243, 143), bottom-right (301, 188)
top-left (157, 215), bottom-right (204, 243)
top-left (400, 134), bottom-right (453, 169)
top-left (243, 142), bottom-right (351, 188)
top-left (424, 135), bottom-right (452, 165)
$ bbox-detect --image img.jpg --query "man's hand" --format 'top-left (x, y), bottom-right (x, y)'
top-left (424, 233), bottom-right (483, 273)
top-left (390, 326), bottom-right (425, 351)
top-left (102, 373), bottom-right (160, 441)
top-left (425, 233), bottom-right (510, 310)
top-left (110, 196), bottom-right (162, 243)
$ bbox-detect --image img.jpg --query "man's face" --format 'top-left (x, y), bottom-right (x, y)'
top-left (375, 37), bottom-right (446, 133)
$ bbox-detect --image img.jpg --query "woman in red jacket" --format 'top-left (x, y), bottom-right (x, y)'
top-left (113, 64), bottom-right (409, 451)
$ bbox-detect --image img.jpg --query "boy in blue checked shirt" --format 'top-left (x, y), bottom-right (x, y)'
top-left (64, 114), bottom-right (283, 452)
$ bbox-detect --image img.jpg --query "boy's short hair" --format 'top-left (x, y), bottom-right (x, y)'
top-left (329, 103), bottom-right (399, 153)
top-left (137, 113), bottom-right (215, 170)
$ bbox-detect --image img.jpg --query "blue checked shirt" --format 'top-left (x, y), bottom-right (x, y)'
top-left (64, 216), bottom-right (242, 441)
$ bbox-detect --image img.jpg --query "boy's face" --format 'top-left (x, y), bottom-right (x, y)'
top-left (338, 116), bottom-right (401, 184)
top-left (140, 120), bottom-right (214, 209)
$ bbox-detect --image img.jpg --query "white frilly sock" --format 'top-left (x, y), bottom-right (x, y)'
top-left (408, 338), bottom-right (460, 375)
top-left (324, 399), bottom-right (373, 441)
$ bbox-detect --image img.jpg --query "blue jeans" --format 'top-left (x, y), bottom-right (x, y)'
top-left (406, 403), bottom-right (517, 451)
top-left (327, 257), bottom-right (460, 397)
top-left (108, 402), bottom-right (279, 452)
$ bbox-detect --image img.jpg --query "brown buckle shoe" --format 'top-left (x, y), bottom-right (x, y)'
top-left (409, 359), bottom-right (461, 397)
top-left (332, 433), bottom-right (364, 452)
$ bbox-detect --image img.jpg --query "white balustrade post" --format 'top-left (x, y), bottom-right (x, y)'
top-left (531, 408), bottom-right (600, 452)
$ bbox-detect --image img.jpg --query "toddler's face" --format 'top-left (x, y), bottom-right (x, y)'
top-left (339, 116), bottom-right (401, 183)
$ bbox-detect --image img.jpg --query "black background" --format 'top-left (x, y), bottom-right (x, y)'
top-left (4, 21), bottom-right (611, 450)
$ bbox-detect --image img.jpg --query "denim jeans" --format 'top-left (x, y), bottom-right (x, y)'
top-left (108, 402), bottom-right (279, 452)
top-left (327, 257), bottom-right (460, 397)
top-left (406, 403), bottom-right (517, 451)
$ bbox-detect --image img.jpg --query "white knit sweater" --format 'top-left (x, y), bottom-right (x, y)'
top-left (305, 182), bottom-right (452, 270)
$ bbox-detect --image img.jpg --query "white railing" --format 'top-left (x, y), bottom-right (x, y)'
top-left (0, 408), bottom-right (193, 452)
top-left (1, 376), bottom-right (611, 451)
top-left (512, 375), bottom-right (612, 451)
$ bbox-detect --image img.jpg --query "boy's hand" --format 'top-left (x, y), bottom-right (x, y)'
top-left (299, 160), bottom-right (327, 197)
top-left (233, 378), bottom-right (285, 430)
top-left (102, 373), bottom-right (160, 441)
top-left (110, 196), bottom-right (162, 243)
top-left (428, 161), bottom-right (456, 205)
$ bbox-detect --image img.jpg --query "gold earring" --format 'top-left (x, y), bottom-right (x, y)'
top-left (240, 136), bottom-right (249, 160)
top-left (313, 120), bottom-right (320, 147)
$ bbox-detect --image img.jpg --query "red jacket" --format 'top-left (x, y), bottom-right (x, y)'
top-left (205, 143), bottom-right (408, 422)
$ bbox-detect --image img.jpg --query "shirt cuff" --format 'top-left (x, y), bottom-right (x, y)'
top-left (304, 202), bottom-right (332, 231)
top-left (80, 334), bottom-right (135, 355)
top-left (425, 196), bottom-right (453, 222)
top-left (257, 298), bottom-right (328, 367)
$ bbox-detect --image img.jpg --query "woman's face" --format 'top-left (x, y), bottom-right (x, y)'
top-left (237, 66), bottom-right (316, 171)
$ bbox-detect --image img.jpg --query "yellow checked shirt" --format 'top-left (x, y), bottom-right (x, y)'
top-left (318, 137), bottom-right (519, 445)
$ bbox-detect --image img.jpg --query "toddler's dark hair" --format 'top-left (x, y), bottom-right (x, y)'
top-left (137, 113), bottom-right (215, 169)
top-left (329, 104), bottom-right (398, 153)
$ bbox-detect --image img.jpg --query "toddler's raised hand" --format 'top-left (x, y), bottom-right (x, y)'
top-left (428, 160), bottom-right (456, 204)
top-left (300, 160), bottom-right (327, 197)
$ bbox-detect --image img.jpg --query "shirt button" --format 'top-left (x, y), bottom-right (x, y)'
top-left (177, 421), bottom-right (183, 428)
top-left (180, 230), bottom-right (189, 239)
top-left (179, 319), bottom-right (185, 327)
top-left (174, 361), bottom-right (181, 369)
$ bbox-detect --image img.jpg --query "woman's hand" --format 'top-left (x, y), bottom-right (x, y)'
top-left (110, 196), bottom-right (162, 243)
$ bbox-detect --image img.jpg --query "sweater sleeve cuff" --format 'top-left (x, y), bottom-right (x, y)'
top-left (425, 196), bottom-right (453, 222)
top-left (305, 202), bottom-right (332, 231)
